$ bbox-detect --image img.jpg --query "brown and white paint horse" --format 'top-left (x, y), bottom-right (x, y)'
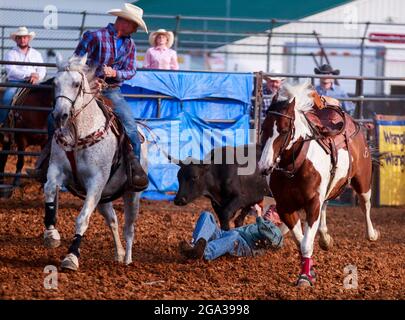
top-left (258, 81), bottom-right (379, 287)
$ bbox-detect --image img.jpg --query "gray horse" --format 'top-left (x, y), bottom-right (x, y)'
top-left (43, 55), bottom-right (148, 271)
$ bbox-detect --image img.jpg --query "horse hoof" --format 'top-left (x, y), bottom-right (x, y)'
top-left (115, 253), bottom-right (125, 263)
top-left (61, 253), bottom-right (79, 271)
top-left (368, 229), bottom-right (380, 242)
top-left (44, 229), bottom-right (61, 248)
top-left (297, 279), bottom-right (312, 288)
top-left (296, 274), bottom-right (315, 287)
top-left (319, 234), bottom-right (333, 251)
top-left (124, 256), bottom-right (133, 265)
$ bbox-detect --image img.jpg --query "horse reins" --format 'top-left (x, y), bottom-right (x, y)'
top-left (54, 70), bottom-right (116, 153)
top-left (266, 110), bottom-right (299, 177)
top-left (54, 71), bottom-right (98, 122)
top-left (266, 111), bottom-right (295, 156)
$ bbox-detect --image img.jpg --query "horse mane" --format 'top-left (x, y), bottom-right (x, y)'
top-left (281, 80), bottom-right (314, 113)
top-left (64, 55), bottom-right (98, 89)
top-left (267, 100), bottom-right (289, 113)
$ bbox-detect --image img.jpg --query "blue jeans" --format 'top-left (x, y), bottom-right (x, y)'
top-left (1, 80), bottom-right (23, 124)
top-left (192, 211), bottom-right (253, 260)
top-left (102, 87), bottom-right (140, 158)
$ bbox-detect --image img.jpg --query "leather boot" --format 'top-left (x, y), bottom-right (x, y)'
top-left (26, 140), bottom-right (51, 183)
top-left (126, 152), bottom-right (149, 192)
top-left (179, 238), bottom-right (207, 260)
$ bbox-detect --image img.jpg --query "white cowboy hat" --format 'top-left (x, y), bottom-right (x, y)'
top-left (107, 3), bottom-right (148, 33)
top-left (10, 26), bottom-right (36, 41)
top-left (266, 69), bottom-right (285, 81)
top-left (149, 29), bottom-right (175, 48)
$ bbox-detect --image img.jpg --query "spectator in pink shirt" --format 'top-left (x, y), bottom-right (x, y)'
top-left (144, 29), bottom-right (179, 70)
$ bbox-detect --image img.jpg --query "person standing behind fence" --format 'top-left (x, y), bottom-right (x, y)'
top-left (143, 29), bottom-right (179, 70)
top-left (262, 69), bottom-right (285, 119)
top-left (1, 27), bottom-right (46, 126)
top-left (314, 64), bottom-right (355, 115)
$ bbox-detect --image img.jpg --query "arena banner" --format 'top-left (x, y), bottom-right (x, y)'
top-left (375, 115), bottom-right (405, 206)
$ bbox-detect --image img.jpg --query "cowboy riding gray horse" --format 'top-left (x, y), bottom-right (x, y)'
top-left (43, 54), bottom-right (148, 270)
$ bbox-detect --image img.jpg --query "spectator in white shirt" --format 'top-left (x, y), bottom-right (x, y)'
top-left (1, 27), bottom-right (46, 125)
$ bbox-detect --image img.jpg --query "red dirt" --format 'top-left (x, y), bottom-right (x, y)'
top-left (0, 178), bottom-right (404, 300)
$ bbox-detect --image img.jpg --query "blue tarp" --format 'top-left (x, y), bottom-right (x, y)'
top-left (122, 70), bottom-right (253, 200)
top-left (123, 70), bottom-right (253, 104)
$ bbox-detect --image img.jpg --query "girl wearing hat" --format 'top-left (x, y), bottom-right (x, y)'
top-left (143, 29), bottom-right (179, 70)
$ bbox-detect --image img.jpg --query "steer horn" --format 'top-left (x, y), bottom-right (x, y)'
top-left (159, 149), bottom-right (184, 166)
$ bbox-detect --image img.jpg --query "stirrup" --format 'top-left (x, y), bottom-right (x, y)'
top-left (126, 156), bottom-right (148, 192)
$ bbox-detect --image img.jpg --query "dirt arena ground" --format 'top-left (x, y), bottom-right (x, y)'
top-left (0, 187), bottom-right (403, 300)
top-left (0, 156), bottom-right (404, 300)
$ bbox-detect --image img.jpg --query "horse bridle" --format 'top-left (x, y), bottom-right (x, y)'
top-left (53, 69), bottom-right (115, 156)
top-left (266, 110), bottom-right (296, 175)
top-left (54, 70), bottom-right (96, 122)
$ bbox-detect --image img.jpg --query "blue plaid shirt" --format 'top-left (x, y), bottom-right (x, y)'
top-left (74, 23), bottom-right (136, 86)
top-left (262, 85), bottom-right (279, 118)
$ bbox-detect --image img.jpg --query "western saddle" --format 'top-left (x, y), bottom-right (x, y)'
top-left (306, 91), bottom-right (360, 159)
top-left (303, 91), bottom-right (361, 196)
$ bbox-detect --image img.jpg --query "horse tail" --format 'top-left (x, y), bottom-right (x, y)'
top-left (369, 145), bottom-right (385, 168)
top-left (354, 121), bottom-right (384, 167)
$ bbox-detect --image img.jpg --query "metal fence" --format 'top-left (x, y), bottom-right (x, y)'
top-left (2, 6), bottom-right (405, 80)
top-left (0, 58), bottom-right (404, 205)
top-left (0, 60), bottom-right (264, 182)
